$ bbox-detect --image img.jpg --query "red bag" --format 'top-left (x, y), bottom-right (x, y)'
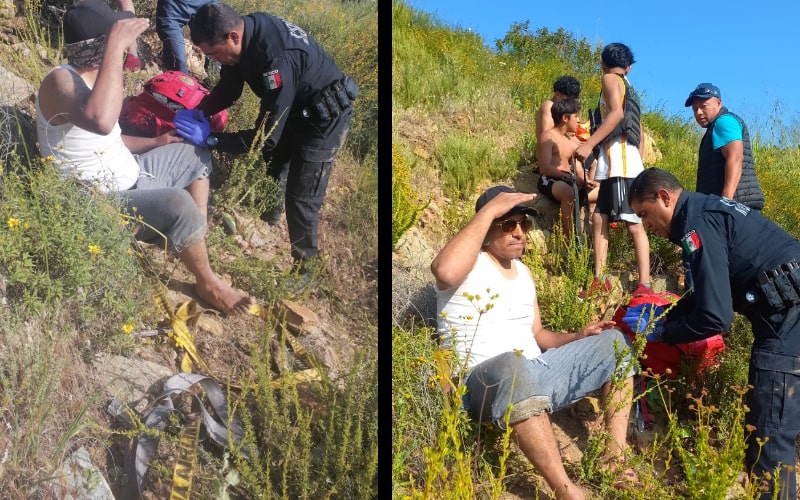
top-left (612, 291), bottom-right (726, 379)
top-left (120, 71), bottom-right (227, 137)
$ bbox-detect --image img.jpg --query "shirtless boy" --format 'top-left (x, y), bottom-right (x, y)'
top-left (536, 98), bottom-right (598, 241)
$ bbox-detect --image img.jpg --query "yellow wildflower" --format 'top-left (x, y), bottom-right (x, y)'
top-left (122, 323), bottom-right (134, 334)
top-left (88, 244), bottom-right (101, 255)
top-left (7, 217), bottom-right (20, 230)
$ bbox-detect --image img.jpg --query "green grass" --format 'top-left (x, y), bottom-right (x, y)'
top-left (434, 132), bottom-right (519, 201)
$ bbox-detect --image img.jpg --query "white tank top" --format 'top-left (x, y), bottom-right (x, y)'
top-left (437, 252), bottom-right (542, 370)
top-left (36, 64), bottom-right (139, 192)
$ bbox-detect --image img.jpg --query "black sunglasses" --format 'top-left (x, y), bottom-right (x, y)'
top-left (495, 218), bottom-right (533, 233)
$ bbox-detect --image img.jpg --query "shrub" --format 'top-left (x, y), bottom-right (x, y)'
top-left (392, 145), bottom-right (428, 249)
top-left (0, 161), bottom-right (148, 339)
top-left (434, 133), bottom-right (518, 200)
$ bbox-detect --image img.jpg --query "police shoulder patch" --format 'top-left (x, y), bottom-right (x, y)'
top-left (264, 69), bottom-right (282, 90)
top-left (681, 229), bottom-right (702, 255)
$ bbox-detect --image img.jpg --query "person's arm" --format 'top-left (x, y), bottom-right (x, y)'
top-left (719, 140), bottom-right (744, 199)
top-left (72, 18), bottom-right (149, 134)
top-left (431, 191), bottom-right (536, 290)
top-left (575, 73), bottom-right (624, 161)
top-left (535, 100), bottom-right (554, 139)
top-left (712, 114), bottom-right (745, 199)
top-left (199, 64), bottom-right (244, 116)
top-left (660, 213), bottom-right (734, 343)
top-left (121, 130), bottom-right (184, 153)
top-left (116, 0), bottom-right (140, 68)
top-left (204, 56), bottom-right (297, 155)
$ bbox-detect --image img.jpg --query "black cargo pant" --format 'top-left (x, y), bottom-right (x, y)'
top-left (745, 304), bottom-right (800, 500)
top-left (263, 107), bottom-right (351, 264)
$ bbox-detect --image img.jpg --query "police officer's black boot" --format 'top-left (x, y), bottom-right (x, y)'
top-left (260, 205), bottom-right (284, 226)
top-left (284, 258), bottom-right (319, 295)
top-left (260, 179), bottom-right (287, 225)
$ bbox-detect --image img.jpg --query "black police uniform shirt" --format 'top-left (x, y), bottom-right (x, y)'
top-left (199, 12), bottom-right (344, 154)
top-left (661, 191), bottom-right (800, 344)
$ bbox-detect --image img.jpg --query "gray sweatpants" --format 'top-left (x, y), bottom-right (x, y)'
top-left (111, 142), bottom-right (211, 252)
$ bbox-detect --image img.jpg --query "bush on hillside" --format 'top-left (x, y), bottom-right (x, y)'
top-left (392, 144), bottom-right (427, 249)
top-left (495, 23), bottom-right (601, 115)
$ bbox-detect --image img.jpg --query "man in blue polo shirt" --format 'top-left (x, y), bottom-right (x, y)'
top-left (685, 82), bottom-right (764, 210)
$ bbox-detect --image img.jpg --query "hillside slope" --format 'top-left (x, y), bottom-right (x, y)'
top-left (392, 2), bottom-right (800, 497)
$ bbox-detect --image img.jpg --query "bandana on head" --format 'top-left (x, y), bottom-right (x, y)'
top-left (64, 36), bottom-right (106, 68)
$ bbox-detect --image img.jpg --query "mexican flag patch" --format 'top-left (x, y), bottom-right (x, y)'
top-left (265, 69), bottom-right (282, 90)
top-left (681, 230), bottom-right (702, 255)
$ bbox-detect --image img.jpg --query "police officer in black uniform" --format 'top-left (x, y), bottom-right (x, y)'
top-left (628, 168), bottom-right (800, 500)
top-left (178, 2), bottom-right (357, 286)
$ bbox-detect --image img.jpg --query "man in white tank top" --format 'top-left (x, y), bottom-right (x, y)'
top-left (34, 0), bottom-right (253, 316)
top-left (431, 186), bottom-right (637, 498)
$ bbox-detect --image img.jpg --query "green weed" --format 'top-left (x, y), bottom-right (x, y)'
top-left (434, 132), bottom-right (518, 200)
top-left (392, 144), bottom-right (428, 249)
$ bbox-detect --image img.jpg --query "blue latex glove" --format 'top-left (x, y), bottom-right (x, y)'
top-left (622, 303), bottom-right (665, 341)
top-left (174, 108), bottom-right (211, 146)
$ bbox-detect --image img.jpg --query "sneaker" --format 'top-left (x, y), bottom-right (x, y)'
top-left (631, 283), bottom-right (653, 298)
top-left (579, 277), bottom-right (612, 299)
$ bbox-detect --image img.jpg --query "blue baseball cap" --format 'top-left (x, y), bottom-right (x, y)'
top-left (684, 83), bottom-right (721, 107)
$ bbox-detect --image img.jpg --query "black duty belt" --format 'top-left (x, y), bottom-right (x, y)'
top-left (300, 76), bottom-right (359, 124)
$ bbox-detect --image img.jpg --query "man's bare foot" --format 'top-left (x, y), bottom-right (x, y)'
top-left (195, 277), bottom-right (254, 316)
top-left (554, 481), bottom-right (586, 500)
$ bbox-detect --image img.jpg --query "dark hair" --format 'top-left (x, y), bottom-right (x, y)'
top-left (553, 76), bottom-right (580, 98)
top-left (629, 168), bottom-right (684, 203)
top-left (189, 2), bottom-right (241, 46)
top-left (601, 43), bottom-right (635, 69)
top-left (550, 97), bottom-right (581, 124)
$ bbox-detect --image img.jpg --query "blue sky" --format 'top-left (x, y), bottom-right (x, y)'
top-left (404, 0), bottom-right (800, 141)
